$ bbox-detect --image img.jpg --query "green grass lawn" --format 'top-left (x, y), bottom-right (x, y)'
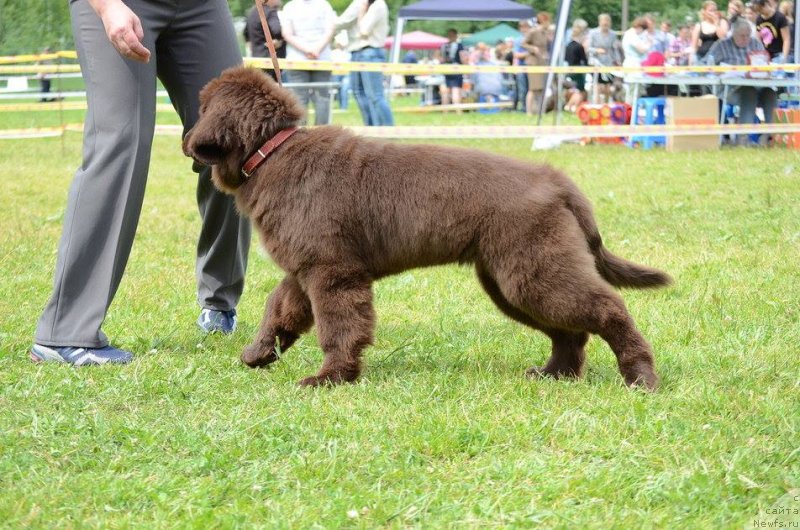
top-left (1, 116), bottom-right (799, 527)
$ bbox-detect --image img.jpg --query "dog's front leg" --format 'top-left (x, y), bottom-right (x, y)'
top-left (298, 268), bottom-right (375, 387)
top-left (241, 275), bottom-right (313, 368)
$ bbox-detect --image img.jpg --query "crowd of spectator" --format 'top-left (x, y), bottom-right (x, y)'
top-left (241, 0), bottom-right (795, 130)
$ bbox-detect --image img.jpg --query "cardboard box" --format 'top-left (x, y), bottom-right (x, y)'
top-left (774, 108), bottom-right (800, 149)
top-left (666, 96), bottom-right (720, 152)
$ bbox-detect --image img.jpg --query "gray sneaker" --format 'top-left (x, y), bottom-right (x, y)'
top-left (30, 344), bottom-right (134, 366)
top-left (197, 308), bottom-right (237, 334)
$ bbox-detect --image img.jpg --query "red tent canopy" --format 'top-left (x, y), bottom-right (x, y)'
top-left (384, 31), bottom-right (448, 50)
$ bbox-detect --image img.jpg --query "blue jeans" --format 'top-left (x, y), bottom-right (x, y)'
top-left (285, 69), bottom-right (331, 125)
top-left (350, 47), bottom-right (394, 126)
top-left (514, 72), bottom-right (528, 111)
top-left (333, 74), bottom-right (349, 109)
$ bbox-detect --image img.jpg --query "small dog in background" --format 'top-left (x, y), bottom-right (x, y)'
top-left (183, 67), bottom-right (671, 389)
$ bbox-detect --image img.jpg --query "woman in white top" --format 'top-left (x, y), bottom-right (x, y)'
top-left (336, 0), bottom-right (394, 125)
top-left (282, 0), bottom-right (336, 124)
top-left (622, 17), bottom-right (653, 68)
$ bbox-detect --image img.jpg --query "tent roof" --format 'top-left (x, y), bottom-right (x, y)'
top-left (384, 30), bottom-right (449, 50)
top-left (462, 23), bottom-right (522, 46)
top-left (398, 0), bottom-right (535, 21)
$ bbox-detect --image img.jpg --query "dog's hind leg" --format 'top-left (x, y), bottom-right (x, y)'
top-left (241, 275), bottom-right (314, 368)
top-left (486, 209), bottom-right (659, 390)
top-left (476, 264), bottom-right (588, 380)
top-left (492, 256), bottom-right (659, 390)
top-left (524, 329), bottom-right (589, 380)
top-left (298, 267), bottom-right (375, 387)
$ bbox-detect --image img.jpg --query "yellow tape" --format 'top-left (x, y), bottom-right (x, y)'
top-left (0, 103), bottom-right (177, 113)
top-left (0, 64), bottom-right (81, 74)
top-left (3, 122), bottom-right (799, 140)
top-left (2, 50), bottom-right (799, 75)
top-left (244, 57), bottom-right (800, 75)
top-left (0, 51), bottom-right (76, 64)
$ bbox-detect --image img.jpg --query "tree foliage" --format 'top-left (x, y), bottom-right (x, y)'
top-left (0, 0), bottom-right (701, 56)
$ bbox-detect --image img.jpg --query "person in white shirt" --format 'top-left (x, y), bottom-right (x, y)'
top-left (281, 0), bottom-right (336, 124)
top-left (622, 17), bottom-right (653, 68)
top-left (336, 0), bottom-right (394, 125)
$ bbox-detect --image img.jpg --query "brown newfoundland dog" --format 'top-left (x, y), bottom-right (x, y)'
top-left (183, 67), bottom-right (671, 389)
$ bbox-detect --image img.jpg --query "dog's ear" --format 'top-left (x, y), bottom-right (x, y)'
top-left (183, 117), bottom-right (233, 167)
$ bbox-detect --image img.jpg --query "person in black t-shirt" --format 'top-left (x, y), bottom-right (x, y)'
top-left (564, 19), bottom-right (588, 112)
top-left (753, 0), bottom-right (791, 60)
top-left (244, 0), bottom-right (285, 81)
top-left (440, 28), bottom-right (466, 107)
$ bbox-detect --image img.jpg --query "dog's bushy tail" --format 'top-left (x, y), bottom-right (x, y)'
top-left (565, 188), bottom-right (672, 289)
top-left (594, 246), bottom-right (672, 289)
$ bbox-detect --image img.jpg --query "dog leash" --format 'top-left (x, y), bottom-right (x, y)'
top-left (254, 0), bottom-right (283, 84)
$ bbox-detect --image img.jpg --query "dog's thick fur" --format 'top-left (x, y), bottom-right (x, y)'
top-left (184, 67), bottom-right (671, 389)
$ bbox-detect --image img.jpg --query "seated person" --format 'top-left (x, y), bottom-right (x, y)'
top-left (473, 58), bottom-right (504, 102)
top-left (707, 18), bottom-right (777, 137)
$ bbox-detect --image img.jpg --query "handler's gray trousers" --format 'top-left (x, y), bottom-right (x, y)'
top-left (35, 0), bottom-right (250, 348)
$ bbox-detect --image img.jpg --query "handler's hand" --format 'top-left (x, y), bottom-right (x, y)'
top-left (97, 0), bottom-right (151, 63)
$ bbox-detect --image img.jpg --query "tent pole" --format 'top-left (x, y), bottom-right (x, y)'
top-left (537, 0), bottom-right (571, 126)
top-left (389, 18), bottom-right (406, 92)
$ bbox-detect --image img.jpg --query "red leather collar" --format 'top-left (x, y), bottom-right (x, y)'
top-left (241, 127), bottom-right (298, 179)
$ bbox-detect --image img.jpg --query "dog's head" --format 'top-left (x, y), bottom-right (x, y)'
top-left (183, 66), bottom-right (305, 193)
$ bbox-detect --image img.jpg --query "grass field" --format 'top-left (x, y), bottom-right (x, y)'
top-left (1, 100), bottom-right (799, 528)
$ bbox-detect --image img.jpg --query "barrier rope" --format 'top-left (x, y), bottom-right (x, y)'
top-left (2, 51), bottom-right (798, 142)
top-left (2, 122), bottom-right (798, 141)
top-left (1, 51), bottom-right (799, 75)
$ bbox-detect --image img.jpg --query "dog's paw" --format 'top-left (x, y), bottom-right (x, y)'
top-left (525, 366), bottom-right (580, 380)
top-left (240, 343), bottom-right (279, 368)
top-left (625, 370), bottom-right (660, 392)
top-left (297, 369), bottom-right (359, 388)
top-left (297, 375), bottom-right (332, 387)
top-left (525, 366), bottom-right (546, 379)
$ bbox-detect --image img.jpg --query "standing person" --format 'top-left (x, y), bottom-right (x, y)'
top-left (660, 20), bottom-right (677, 51)
top-left (745, 3), bottom-right (760, 24)
top-left (622, 17), bottom-right (652, 102)
top-left (564, 19), bottom-right (589, 112)
top-left (622, 16), bottom-right (652, 68)
top-left (645, 14), bottom-right (672, 53)
top-left (753, 0), bottom-right (791, 61)
top-left (330, 36), bottom-right (351, 110)
top-left (243, 0), bottom-right (285, 82)
top-left (402, 50), bottom-right (419, 89)
top-left (667, 24), bottom-right (694, 65)
top-left (728, 0), bottom-right (758, 36)
top-left (777, 1), bottom-right (794, 61)
top-left (522, 13), bottom-right (550, 116)
top-left (30, 0), bottom-right (251, 365)
top-left (728, 0), bottom-right (746, 26)
top-left (692, 1), bottom-right (730, 62)
top-left (36, 47), bottom-right (55, 103)
top-left (511, 19), bottom-right (532, 112)
top-left (440, 28), bottom-right (466, 107)
top-left (587, 13), bottom-right (621, 103)
top-left (622, 17), bottom-right (653, 67)
top-left (336, 0), bottom-right (394, 126)
top-left (282, 0), bottom-right (336, 125)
